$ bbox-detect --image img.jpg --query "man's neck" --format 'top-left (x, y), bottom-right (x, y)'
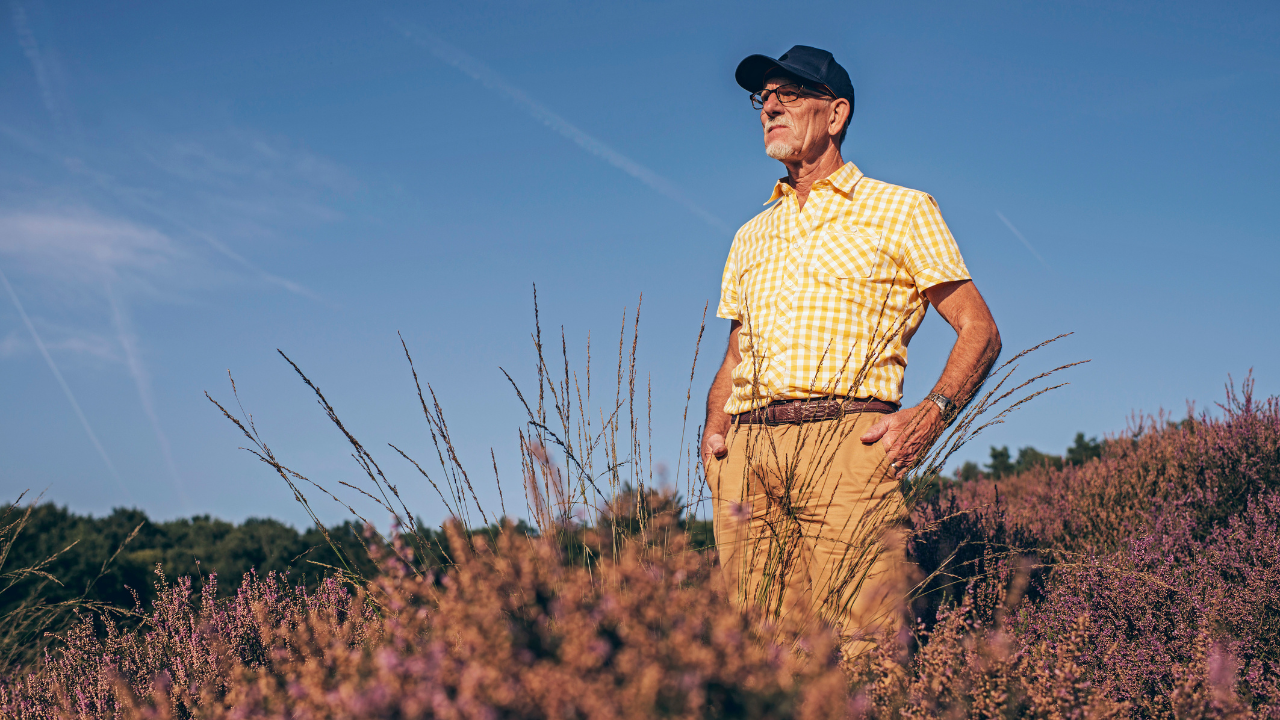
top-left (783, 148), bottom-right (844, 210)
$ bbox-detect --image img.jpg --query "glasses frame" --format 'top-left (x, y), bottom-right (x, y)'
top-left (750, 83), bottom-right (834, 110)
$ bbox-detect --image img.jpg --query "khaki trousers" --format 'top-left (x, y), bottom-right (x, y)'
top-left (707, 412), bottom-right (911, 656)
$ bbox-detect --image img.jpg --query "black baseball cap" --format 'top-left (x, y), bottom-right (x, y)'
top-left (735, 45), bottom-right (855, 114)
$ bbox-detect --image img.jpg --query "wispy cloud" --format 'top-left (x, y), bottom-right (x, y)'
top-left (996, 210), bottom-right (1051, 271)
top-left (146, 135), bottom-right (357, 199)
top-left (0, 325), bottom-right (118, 361)
top-left (0, 124), bottom-right (321, 300)
top-left (0, 210), bottom-right (174, 282)
top-left (72, 155), bottom-right (322, 300)
top-left (0, 263), bottom-right (127, 494)
top-left (393, 22), bottom-right (732, 234)
top-left (98, 188), bottom-right (321, 300)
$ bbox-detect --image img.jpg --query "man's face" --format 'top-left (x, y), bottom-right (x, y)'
top-left (760, 74), bottom-right (837, 161)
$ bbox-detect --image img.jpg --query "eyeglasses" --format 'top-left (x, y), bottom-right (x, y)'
top-left (750, 84), bottom-right (833, 110)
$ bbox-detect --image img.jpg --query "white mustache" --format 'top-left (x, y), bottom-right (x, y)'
top-left (764, 118), bottom-right (794, 131)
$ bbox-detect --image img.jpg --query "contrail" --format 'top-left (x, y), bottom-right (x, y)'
top-left (106, 282), bottom-right (191, 512)
top-left (995, 210), bottom-right (1051, 271)
top-left (0, 264), bottom-right (129, 495)
top-left (394, 22), bottom-right (733, 234)
top-left (10, 0), bottom-right (65, 134)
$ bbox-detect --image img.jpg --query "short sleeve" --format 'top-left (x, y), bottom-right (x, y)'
top-left (716, 239), bottom-right (741, 321)
top-left (903, 193), bottom-right (971, 291)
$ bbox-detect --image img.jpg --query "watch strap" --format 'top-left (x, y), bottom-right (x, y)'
top-left (924, 392), bottom-right (953, 415)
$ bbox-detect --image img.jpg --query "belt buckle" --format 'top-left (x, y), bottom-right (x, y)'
top-left (787, 400), bottom-right (809, 424)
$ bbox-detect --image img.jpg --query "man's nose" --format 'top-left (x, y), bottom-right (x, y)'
top-left (763, 93), bottom-right (786, 115)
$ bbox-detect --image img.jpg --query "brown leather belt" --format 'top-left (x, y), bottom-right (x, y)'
top-left (733, 397), bottom-right (900, 425)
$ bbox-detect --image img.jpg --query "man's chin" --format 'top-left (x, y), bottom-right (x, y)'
top-left (765, 142), bottom-right (798, 160)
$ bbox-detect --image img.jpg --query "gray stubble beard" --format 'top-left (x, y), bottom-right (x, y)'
top-left (765, 142), bottom-right (798, 160)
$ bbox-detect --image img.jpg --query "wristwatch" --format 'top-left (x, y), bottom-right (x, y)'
top-left (924, 392), bottom-right (953, 416)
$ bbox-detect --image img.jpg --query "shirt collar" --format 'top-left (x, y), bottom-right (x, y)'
top-left (764, 161), bottom-right (864, 205)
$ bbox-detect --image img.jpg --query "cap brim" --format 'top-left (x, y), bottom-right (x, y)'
top-left (734, 54), bottom-right (826, 93)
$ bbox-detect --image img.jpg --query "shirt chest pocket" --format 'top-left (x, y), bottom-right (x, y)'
top-left (812, 227), bottom-right (885, 279)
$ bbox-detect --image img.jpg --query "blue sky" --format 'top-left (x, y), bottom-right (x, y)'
top-left (2, 0), bottom-right (1277, 528)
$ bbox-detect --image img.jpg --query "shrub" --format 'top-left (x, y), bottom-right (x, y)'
top-left (948, 376), bottom-right (1280, 556)
top-left (1, 520), bottom-right (853, 719)
top-left (1014, 489), bottom-right (1280, 715)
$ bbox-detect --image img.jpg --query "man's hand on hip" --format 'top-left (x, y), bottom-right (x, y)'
top-left (701, 430), bottom-right (729, 464)
top-left (859, 403), bottom-right (944, 478)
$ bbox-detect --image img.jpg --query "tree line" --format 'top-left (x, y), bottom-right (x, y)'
top-left (953, 432), bottom-right (1104, 482)
top-left (1, 483), bottom-right (709, 624)
top-left (0, 504), bottom-right (391, 621)
top-left (3, 429), bottom-right (1108, 622)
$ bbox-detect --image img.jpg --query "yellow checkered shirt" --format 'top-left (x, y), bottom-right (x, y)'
top-left (717, 161), bottom-right (970, 414)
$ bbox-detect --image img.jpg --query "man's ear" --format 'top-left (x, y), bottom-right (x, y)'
top-left (829, 98), bottom-right (851, 137)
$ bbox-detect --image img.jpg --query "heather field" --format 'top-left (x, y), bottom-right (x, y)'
top-left (3, 2), bottom-right (1278, 717)
top-left (3, 334), bottom-right (1279, 717)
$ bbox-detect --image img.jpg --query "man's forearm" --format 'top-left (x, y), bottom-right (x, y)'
top-left (931, 319), bottom-right (1001, 411)
top-left (702, 322), bottom-right (743, 460)
top-left (705, 365), bottom-right (735, 437)
top-left (919, 280), bottom-right (1001, 414)
top-left (862, 281), bottom-right (1000, 473)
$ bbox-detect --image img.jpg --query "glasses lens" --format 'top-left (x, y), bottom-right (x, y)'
top-left (777, 86), bottom-right (802, 104)
top-left (750, 92), bottom-right (764, 109)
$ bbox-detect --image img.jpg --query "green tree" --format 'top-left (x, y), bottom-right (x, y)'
top-left (986, 446), bottom-right (1016, 479)
top-left (1065, 432), bottom-right (1102, 465)
top-left (0, 504), bottom-right (387, 622)
top-left (1014, 446), bottom-right (1063, 473)
top-left (954, 461), bottom-right (983, 483)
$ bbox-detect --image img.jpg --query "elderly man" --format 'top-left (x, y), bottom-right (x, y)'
top-left (702, 45), bottom-right (1001, 652)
